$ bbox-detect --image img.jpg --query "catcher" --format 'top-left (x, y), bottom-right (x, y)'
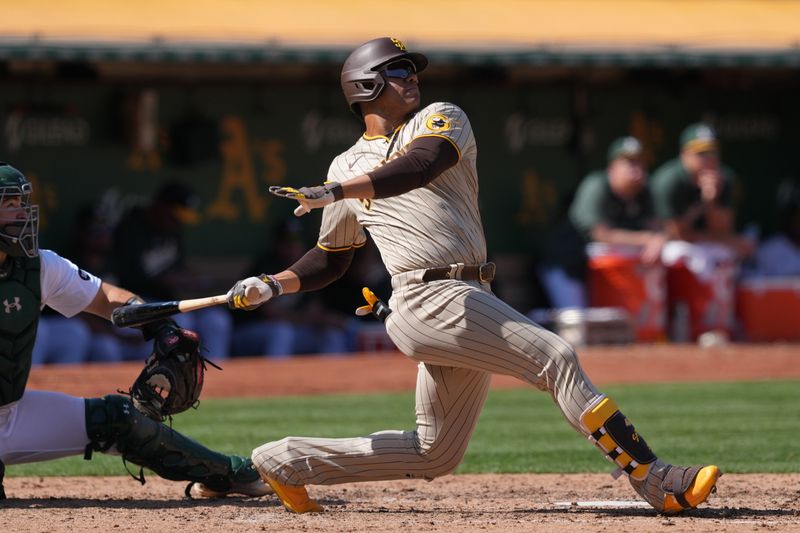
top-left (0, 162), bottom-right (270, 500)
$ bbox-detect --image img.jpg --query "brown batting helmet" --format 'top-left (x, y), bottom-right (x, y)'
top-left (340, 37), bottom-right (428, 117)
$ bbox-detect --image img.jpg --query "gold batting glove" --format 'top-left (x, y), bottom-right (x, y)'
top-left (269, 182), bottom-right (344, 216)
top-left (355, 287), bottom-right (392, 322)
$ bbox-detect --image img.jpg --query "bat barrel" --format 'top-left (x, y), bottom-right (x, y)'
top-left (111, 300), bottom-right (180, 328)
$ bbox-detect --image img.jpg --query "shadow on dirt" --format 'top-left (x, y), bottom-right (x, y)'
top-left (532, 506), bottom-right (797, 519)
top-left (0, 497), bottom-right (281, 510)
top-left (347, 505), bottom-right (796, 520)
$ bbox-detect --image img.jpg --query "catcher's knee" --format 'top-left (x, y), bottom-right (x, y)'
top-left (85, 394), bottom-right (232, 487)
top-left (84, 394), bottom-right (157, 456)
top-left (580, 395), bottom-right (656, 480)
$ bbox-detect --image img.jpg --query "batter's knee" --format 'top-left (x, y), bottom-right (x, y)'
top-left (252, 437), bottom-right (291, 478)
top-left (552, 340), bottom-right (580, 367)
top-left (413, 432), bottom-right (469, 480)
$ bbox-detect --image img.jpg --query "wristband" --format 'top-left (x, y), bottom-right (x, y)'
top-left (258, 274), bottom-right (284, 297)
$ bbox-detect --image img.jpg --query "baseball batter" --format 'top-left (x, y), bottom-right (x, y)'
top-left (0, 163), bottom-right (269, 500)
top-left (228, 37), bottom-right (720, 514)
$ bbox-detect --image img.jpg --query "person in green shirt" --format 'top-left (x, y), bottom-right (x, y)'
top-left (569, 136), bottom-right (666, 265)
top-left (649, 123), bottom-right (753, 259)
top-left (650, 123), bottom-right (754, 342)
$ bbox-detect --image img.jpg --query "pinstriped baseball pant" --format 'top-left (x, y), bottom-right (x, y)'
top-left (252, 268), bottom-right (620, 487)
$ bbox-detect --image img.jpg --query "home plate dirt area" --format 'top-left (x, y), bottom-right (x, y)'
top-left (5, 344), bottom-right (799, 532)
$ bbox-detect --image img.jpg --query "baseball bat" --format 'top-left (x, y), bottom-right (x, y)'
top-left (111, 286), bottom-right (261, 328)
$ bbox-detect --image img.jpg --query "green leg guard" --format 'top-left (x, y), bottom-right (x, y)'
top-left (84, 395), bottom-right (257, 493)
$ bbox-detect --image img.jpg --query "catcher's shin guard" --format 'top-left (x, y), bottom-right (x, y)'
top-left (84, 395), bottom-right (255, 492)
top-left (580, 396), bottom-right (656, 481)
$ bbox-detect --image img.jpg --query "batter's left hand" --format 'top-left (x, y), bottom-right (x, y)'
top-left (270, 183), bottom-right (343, 216)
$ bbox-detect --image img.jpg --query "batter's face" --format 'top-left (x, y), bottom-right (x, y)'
top-left (375, 60), bottom-right (421, 116)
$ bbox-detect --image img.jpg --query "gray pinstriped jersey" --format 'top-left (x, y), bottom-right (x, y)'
top-left (318, 102), bottom-right (487, 274)
top-left (252, 101), bottom-right (668, 506)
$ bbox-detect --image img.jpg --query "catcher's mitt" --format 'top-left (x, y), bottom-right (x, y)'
top-left (126, 326), bottom-right (219, 421)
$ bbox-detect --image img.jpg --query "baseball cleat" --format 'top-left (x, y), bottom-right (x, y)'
top-left (660, 465), bottom-right (721, 515)
top-left (185, 456), bottom-right (273, 499)
top-left (264, 476), bottom-right (323, 513)
top-left (186, 478), bottom-right (273, 499)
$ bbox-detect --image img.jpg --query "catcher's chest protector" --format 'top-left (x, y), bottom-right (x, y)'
top-left (0, 256), bottom-right (41, 406)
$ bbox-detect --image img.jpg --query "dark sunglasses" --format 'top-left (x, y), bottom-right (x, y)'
top-left (381, 60), bottom-right (417, 80)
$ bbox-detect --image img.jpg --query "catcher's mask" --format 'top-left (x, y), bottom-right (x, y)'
top-left (0, 162), bottom-right (39, 258)
top-left (340, 37), bottom-right (428, 118)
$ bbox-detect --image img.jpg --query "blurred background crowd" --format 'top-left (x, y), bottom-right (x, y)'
top-left (3, 0), bottom-right (799, 364)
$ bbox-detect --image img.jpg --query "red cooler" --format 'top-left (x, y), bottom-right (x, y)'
top-left (587, 244), bottom-right (666, 342)
top-left (736, 277), bottom-right (800, 341)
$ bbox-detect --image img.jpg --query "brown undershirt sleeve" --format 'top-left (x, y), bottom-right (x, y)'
top-left (367, 136), bottom-right (459, 198)
top-left (287, 246), bottom-right (355, 292)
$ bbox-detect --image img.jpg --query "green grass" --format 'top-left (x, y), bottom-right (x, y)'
top-left (9, 380), bottom-right (798, 477)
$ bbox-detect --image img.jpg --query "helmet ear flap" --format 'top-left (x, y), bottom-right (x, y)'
top-left (347, 76), bottom-right (386, 117)
top-left (356, 75), bottom-right (385, 100)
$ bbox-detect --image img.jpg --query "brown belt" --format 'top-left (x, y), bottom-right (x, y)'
top-left (422, 262), bottom-right (496, 283)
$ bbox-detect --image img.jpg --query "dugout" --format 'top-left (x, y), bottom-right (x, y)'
top-left (1, 0), bottom-right (799, 311)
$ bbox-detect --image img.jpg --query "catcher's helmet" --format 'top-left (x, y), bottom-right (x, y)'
top-left (341, 37), bottom-right (428, 117)
top-left (0, 162), bottom-right (39, 258)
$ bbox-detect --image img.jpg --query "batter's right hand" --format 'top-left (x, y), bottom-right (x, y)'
top-left (227, 275), bottom-right (281, 310)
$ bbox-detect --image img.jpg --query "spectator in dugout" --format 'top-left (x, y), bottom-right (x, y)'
top-left (649, 122), bottom-right (756, 341)
top-left (569, 136), bottom-right (667, 263)
top-left (537, 136), bottom-right (666, 312)
top-left (750, 178), bottom-right (800, 277)
top-left (111, 181), bottom-right (233, 360)
top-left (558, 136), bottom-right (670, 342)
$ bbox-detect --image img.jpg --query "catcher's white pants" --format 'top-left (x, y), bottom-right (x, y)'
top-left (253, 269), bottom-right (602, 486)
top-left (0, 390), bottom-right (89, 465)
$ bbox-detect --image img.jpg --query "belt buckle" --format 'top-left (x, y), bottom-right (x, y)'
top-left (479, 262), bottom-right (495, 283)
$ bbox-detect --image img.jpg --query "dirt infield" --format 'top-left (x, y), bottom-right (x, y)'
top-left (3, 473), bottom-right (798, 532)
top-left (6, 343), bottom-right (800, 532)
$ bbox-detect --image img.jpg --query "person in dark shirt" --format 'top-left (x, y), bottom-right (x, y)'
top-left (111, 180), bottom-right (232, 359)
top-left (650, 123), bottom-right (754, 341)
top-left (570, 136), bottom-right (666, 264)
top-left (650, 123), bottom-right (753, 258)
